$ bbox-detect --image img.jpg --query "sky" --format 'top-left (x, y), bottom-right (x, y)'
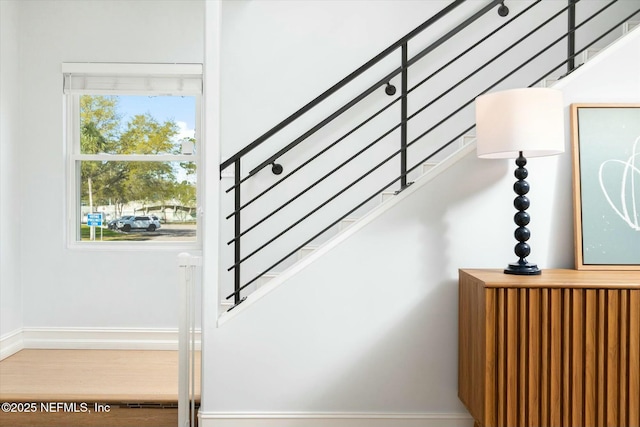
top-left (116, 95), bottom-right (196, 142)
top-left (114, 95), bottom-right (197, 182)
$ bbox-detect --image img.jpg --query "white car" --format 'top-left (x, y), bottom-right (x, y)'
top-left (116, 215), bottom-right (161, 232)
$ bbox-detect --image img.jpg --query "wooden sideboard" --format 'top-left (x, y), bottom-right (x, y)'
top-left (458, 269), bottom-right (640, 427)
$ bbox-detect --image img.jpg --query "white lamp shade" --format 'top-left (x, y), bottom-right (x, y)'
top-left (475, 88), bottom-right (565, 159)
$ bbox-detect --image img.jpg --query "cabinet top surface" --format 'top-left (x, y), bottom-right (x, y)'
top-left (460, 269), bottom-right (640, 289)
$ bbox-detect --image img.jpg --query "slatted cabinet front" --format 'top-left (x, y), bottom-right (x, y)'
top-left (458, 269), bottom-right (640, 427)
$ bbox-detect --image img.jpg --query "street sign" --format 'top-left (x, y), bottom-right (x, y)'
top-left (87, 213), bottom-right (103, 227)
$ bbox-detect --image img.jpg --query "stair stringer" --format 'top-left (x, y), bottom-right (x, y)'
top-left (218, 140), bottom-right (477, 326)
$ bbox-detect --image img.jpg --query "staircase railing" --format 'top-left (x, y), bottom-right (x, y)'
top-left (220, 0), bottom-right (640, 309)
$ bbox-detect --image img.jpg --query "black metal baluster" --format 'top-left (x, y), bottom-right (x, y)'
top-left (400, 42), bottom-right (408, 189)
top-left (568, 0), bottom-right (577, 72)
top-left (233, 159), bottom-right (241, 305)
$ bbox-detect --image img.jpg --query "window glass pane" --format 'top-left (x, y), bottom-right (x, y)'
top-left (79, 161), bottom-right (196, 242)
top-left (80, 95), bottom-right (196, 155)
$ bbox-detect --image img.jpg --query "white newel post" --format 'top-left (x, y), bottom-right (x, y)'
top-left (178, 253), bottom-right (201, 427)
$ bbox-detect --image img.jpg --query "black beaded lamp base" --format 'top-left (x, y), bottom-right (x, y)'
top-left (505, 152), bottom-right (542, 276)
top-left (505, 261), bottom-right (541, 275)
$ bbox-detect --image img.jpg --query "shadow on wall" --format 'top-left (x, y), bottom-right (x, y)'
top-left (545, 140), bottom-right (577, 268)
top-left (278, 152), bottom-right (511, 413)
top-left (434, 149), bottom-right (511, 273)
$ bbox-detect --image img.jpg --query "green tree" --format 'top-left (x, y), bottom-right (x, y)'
top-left (118, 113), bottom-right (177, 155)
top-left (80, 95), bottom-right (120, 147)
top-left (117, 114), bottom-right (179, 206)
top-left (79, 95), bottom-right (192, 219)
top-left (173, 181), bottom-right (196, 205)
top-left (80, 96), bottom-right (120, 218)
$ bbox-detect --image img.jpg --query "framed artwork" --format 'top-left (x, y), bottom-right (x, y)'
top-left (570, 103), bottom-right (640, 270)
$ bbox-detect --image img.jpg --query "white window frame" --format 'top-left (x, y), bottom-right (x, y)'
top-left (63, 63), bottom-right (203, 250)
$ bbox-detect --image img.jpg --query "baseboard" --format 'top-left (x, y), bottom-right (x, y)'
top-left (0, 329), bottom-right (24, 360)
top-left (198, 412), bottom-right (474, 427)
top-left (1, 327), bottom-right (201, 358)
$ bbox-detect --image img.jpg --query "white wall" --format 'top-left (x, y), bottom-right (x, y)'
top-left (14, 0), bottom-right (204, 333)
top-left (200, 16), bottom-right (640, 427)
top-left (0, 0), bottom-right (23, 348)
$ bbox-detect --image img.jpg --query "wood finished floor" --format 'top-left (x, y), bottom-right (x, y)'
top-left (0, 349), bottom-right (201, 402)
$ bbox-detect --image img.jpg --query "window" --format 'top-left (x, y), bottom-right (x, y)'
top-left (63, 63), bottom-right (202, 245)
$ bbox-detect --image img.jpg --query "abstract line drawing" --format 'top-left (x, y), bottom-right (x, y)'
top-left (572, 104), bottom-right (640, 269)
top-left (598, 135), bottom-right (640, 231)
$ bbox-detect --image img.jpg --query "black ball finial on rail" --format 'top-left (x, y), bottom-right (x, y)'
top-left (498, 2), bottom-right (509, 17)
top-left (271, 162), bottom-right (283, 175)
top-left (385, 82), bottom-right (397, 96)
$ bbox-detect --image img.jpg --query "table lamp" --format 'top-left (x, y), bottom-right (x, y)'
top-left (475, 88), bottom-right (565, 275)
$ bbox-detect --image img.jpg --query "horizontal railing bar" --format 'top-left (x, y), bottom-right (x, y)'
top-left (226, 126), bottom-right (475, 299)
top-left (226, 0), bottom-right (545, 197)
top-left (223, 1), bottom-right (530, 200)
top-left (246, 67), bottom-right (402, 177)
top-left (401, 0), bottom-right (570, 141)
top-left (227, 76), bottom-right (459, 242)
top-left (223, 1), bottom-right (506, 187)
top-left (225, 177), bottom-right (398, 298)
top-left (224, 65), bottom-right (402, 193)
top-left (402, 0), bottom-right (504, 70)
top-left (219, 0), bottom-right (468, 172)
top-left (226, 96), bottom-right (482, 268)
top-left (243, 0), bottom-right (503, 178)
top-left (225, 95), bottom-right (403, 211)
top-left (270, 5), bottom-right (564, 219)
top-left (485, 0), bottom-right (617, 87)
top-left (228, 6), bottom-right (541, 237)
top-left (226, 113), bottom-right (405, 243)
top-left (226, 122), bottom-right (404, 271)
top-left (418, 0), bottom-right (617, 148)
top-left (410, 0), bottom-right (543, 98)
top-left (393, 0), bottom-right (622, 184)
top-left (230, 19), bottom-right (508, 239)
top-left (225, 182), bottom-right (391, 298)
top-left (400, 0), bottom-right (620, 168)
top-left (227, 80), bottom-right (485, 270)
top-left (225, 0), bottom-right (522, 196)
top-left (225, 57), bottom-right (513, 266)
top-left (527, 4), bottom-right (640, 88)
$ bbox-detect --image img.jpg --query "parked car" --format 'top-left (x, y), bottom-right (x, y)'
top-left (116, 215), bottom-right (161, 232)
top-left (108, 215), bottom-right (132, 230)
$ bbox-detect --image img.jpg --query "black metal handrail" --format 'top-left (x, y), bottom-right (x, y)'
top-left (219, 0), bottom-right (470, 173)
top-left (220, 0), bottom-right (640, 307)
top-left (220, 0), bottom-right (503, 305)
top-left (224, 0), bottom-right (542, 222)
top-left (222, 0), bottom-right (504, 193)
